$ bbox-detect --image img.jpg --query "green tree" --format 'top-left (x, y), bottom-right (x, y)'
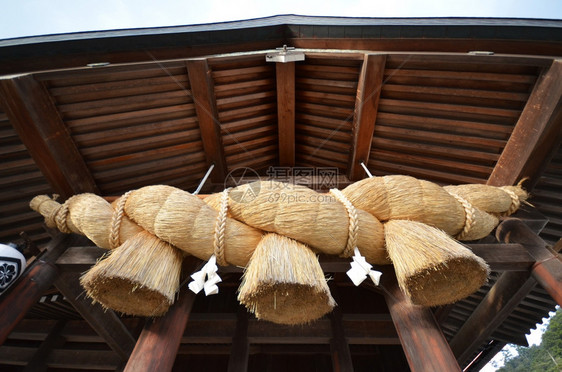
top-left (497, 309), bottom-right (562, 372)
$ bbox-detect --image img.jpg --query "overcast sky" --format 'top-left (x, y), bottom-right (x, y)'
top-left (1, 0), bottom-right (562, 40)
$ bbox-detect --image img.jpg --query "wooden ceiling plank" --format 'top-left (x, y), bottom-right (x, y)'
top-left (488, 59), bottom-right (562, 187)
top-left (276, 61), bottom-right (296, 167)
top-left (123, 258), bottom-right (200, 372)
top-left (348, 54), bottom-right (386, 181)
top-left (0, 74), bottom-right (99, 198)
top-left (381, 267), bottom-right (461, 372)
top-left (54, 271), bottom-right (136, 361)
top-left (186, 59), bottom-right (228, 182)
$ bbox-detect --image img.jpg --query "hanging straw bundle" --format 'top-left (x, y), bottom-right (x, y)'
top-left (30, 193), bottom-right (184, 316)
top-left (216, 181), bottom-right (389, 264)
top-left (80, 230), bottom-right (183, 316)
top-left (238, 233), bottom-right (335, 325)
top-left (384, 219), bottom-right (489, 306)
top-left (342, 175), bottom-right (499, 240)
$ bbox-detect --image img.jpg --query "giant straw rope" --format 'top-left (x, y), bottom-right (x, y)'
top-left (30, 175), bottom-right (528, 323)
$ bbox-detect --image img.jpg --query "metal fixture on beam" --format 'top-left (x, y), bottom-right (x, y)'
top-left (266, 45), bottom-right (305, 63)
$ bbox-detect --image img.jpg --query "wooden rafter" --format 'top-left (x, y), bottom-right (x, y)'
top-left (348, 54), bottom-right (386, 181)
top-left (276, 61), bottom-right (296, 166)
top-left (488, 59), bottom-right (562, 187)
top-left (186, 59), bottom-right (228, 183)
top-left (0, 74), bottom-right (99, 198)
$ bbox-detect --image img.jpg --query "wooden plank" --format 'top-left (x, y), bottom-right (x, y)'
top-left (186, 59), bottom-right (227, 182)
top-left (276, 61), bottom-right (296, 166)
top-left (0, 74), bottom-right (99, 198)
top-left (227, 307), bottom-right (250, 372)
top-left (348, 54), bottom-right (386, 180)
top-left (488, 60), bottom-right (562, 186)
top-left (0, 234), bottom-right (73, 345)
top-left (54, 271), bottom-right (135, 360)
top-left (123, 258), bottom-right (201, 372)
top-left (382, 268), bottom-right (461, 372)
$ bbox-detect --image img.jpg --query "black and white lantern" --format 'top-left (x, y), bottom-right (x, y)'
top-left (0, 243), bottom-right (26, 296)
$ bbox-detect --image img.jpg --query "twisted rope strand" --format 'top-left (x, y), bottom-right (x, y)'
top-left (499, 187), bottom-right (520, 216)
top-left (214, 188), bottom-right (231, 266)
top-left (448, 192), bottom-right (476, 240)
top-left (329, 188), bottom-right (359, 258)
top-left (109, 191), bottom-right (132, 249)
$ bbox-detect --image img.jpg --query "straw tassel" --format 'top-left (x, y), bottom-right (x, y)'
top-left (238, 233), bottom-right (335, 325)
top-left (384, 220), bottom-right (489, 306)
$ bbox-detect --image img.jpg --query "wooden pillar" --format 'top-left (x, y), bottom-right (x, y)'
top-left (381, 268), bottom-right (461, 372)
top-left (186, 59), bottom-right (227, 183)
top-left (329, 304), bottom-right (354, 372)
top-left (276, 61), bottom-right (296, 167)
top-left (347, 54), bottom-right (386, 181)
top-left (0, 234), bottom-right (71, 345)
top-left (22, 319), bottom-right (66, 372)
top-left (227, 306), bottom-right (250, 372)
top-left (123, 258), bottom-right (200, 372)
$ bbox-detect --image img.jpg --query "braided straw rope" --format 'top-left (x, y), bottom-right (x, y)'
top-left (499, 187), bottom-right (521, 216)
top-left (329, 188), bottom-right (358, 258)
top-left (109, 191), bottom-right (132, 249)
top-left (46, 196), bottom-right (72, 234)
top-left (213, 188), bottom-right (231, 266)
top-left (448, 192), bottom-right (476, 241)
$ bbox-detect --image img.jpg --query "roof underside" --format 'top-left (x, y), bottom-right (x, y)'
top-left (0, 15), bottom-right (561, 372)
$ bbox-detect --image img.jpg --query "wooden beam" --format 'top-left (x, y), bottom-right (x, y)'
top-left (329, 286), bottom-right (354, 372)
top-left (0, 74), bottom-right (99, 198)
top-left (488, 59), bottom-right (562, 187)
top-left (348, 54), bottom-right (386, 181)
top-left (186, 59), bottom-right (227, 183)
top-left (276, 61), bottom-right (296, 166)
top-left (123, 257), bottom-right (200, 372)
top-left (54, 271), bottom-right (136, 361)
top-left (382, 268), bottom-right (461, 372)
top-left (227, 307), bottom-right (250, 372)
top-left (0, 234), bottom-right (73, 345)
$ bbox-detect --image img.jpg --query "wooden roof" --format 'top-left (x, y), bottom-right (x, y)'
top-left (0, 15), bottom-right (561, 371)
